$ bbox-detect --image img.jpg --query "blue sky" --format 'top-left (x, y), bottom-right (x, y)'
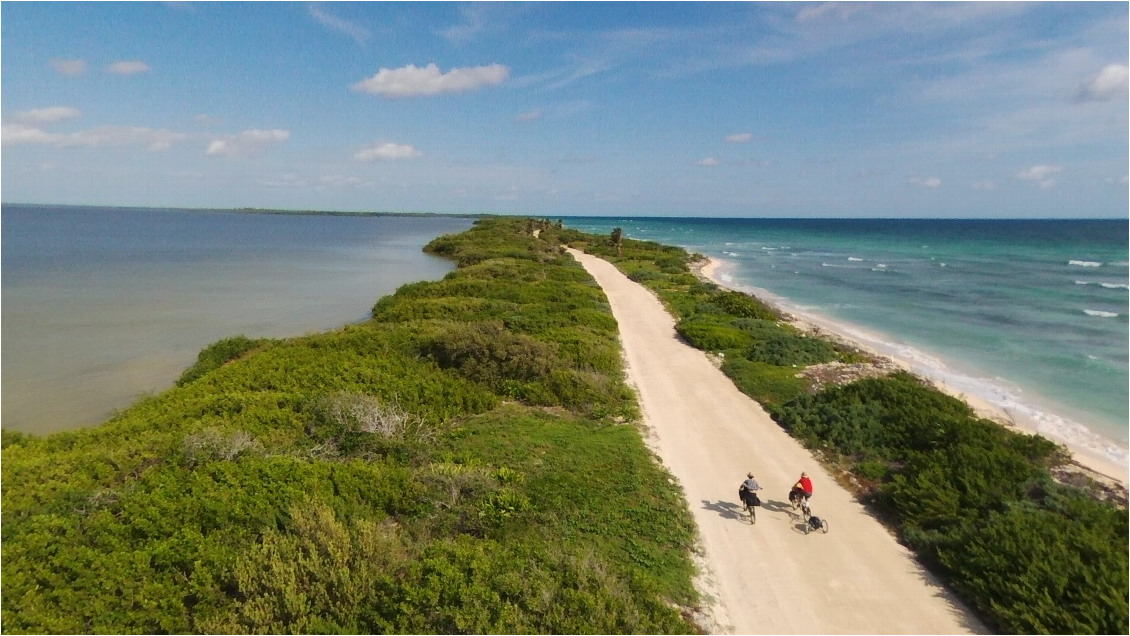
top-left (2, 2), bottom-right (1127, 217)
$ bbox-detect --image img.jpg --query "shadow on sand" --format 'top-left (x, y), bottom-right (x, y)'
top-left (700, 499), bottom-right (748, 522)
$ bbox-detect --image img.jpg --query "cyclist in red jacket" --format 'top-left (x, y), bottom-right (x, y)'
top-left (789, 472), bottom-right (813, 506)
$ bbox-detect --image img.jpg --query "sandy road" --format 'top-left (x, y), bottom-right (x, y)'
top-left (568, 249), bottom-right (983, 635)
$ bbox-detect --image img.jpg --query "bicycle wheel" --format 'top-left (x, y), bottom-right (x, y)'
top-left (747, 503), bottom-right (757, 524)
top-left (820, 518), bottom-right (829, 534)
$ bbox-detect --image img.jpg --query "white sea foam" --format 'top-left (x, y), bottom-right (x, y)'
top-left (1075, 280), bottom-right (1090, 285)
top-left (1100, 283), bottom-right (1129, 289)
top-left (848, 257), bottom-right (863, 262)
top-left (876, 263), bottom-right (887, 268)
top-left (1069, 260), bottom-right (1102, 267)
top-left (1083, 309), bottom-right (1119, 317)
top-left (1112, 261), bottom-right (1129, 267)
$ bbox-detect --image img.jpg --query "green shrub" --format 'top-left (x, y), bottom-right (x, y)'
top-left (745, 332), bottom-right (840, 366)
top-left (177, 335), bottom-right (271, 386)
top-left (676, 318), bottom-right (756, 351)
top-left (711, 291), bottom-right (778, 320)
top-left (721, 358), bottom-right (809, 407)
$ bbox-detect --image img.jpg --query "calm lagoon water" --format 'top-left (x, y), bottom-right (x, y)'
top-left (2, 205), bottom-right (473, 434)
top-left (567, 217), bottom-right (1129, 466)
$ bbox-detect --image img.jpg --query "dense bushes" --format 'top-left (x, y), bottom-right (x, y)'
top-left (569, 227), bottom-right (1128, 635)
top-left (177, 335), bottom-right (272, 386)
top-left (1, 217), bottom-right (697, 634)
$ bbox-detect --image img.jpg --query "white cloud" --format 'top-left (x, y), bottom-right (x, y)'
top-left (352, 63), bottom-right (509, 98)
top-left (194, 114), bottom-right (218, 125)
top-left (1075, 64), bottom-right (1129, 102)
top-left (2, 123), bottom-right (186, 150)
top-left (726, 132), bottom-right (752, 143)
top-left (107, 61), bottom-right (151, 75)
top-left (971, 180), bottom-right (996, 190)
top-left (797, 2), bottom-right (865, 23)
top-left (206, 129), bottom-right (290, 156)
top-left (10, 106), bottom-right (82, 125)
top-left (908, 176), bottom-right (942, 188)
top-left (1, 124), bottom-right (60, 145)
top-left (50, 59), bottom-right (86, 76)
top-left (516, 110), bottom-right (542, 122)
top-left (697, 157), bottom-right (721, 167)
top-left (1017, 164), bottom-right (1062, 189)
top-left (354, 142), bottom-right (422, 161)
top-left (309, 5), bottom-right (369, 45)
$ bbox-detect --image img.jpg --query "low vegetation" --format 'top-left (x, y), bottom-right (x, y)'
top-left (1, 218), bottom-right (698, 634)
top-left (565, 228), bottom-right (1128, 635)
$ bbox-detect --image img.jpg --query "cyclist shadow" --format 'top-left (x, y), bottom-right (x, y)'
top-left (700, 499), bottom-right (746, 521)
top-left (760, 499), bottom-right (793, 515)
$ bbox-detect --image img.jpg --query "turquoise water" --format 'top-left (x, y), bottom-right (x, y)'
top-left (2, 205), bottom-right (473, 434)
top-left (567, 218), bottom-right (1129, 464)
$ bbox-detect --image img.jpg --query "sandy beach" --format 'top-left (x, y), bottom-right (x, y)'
top-left (697, 258), bottom-right (1128, 493)
top-left (569, 248), bottom-right (984, 634)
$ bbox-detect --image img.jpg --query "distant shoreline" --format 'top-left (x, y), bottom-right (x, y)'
top-left (1, 202), bottom-right (491, 219)
top-left (696, 256), bottom-right (1129, 490)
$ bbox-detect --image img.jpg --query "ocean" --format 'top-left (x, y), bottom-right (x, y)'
top-left (2, 205), bottom-right (473, 434)
top-left (565, 217), bottom-right (1129, 466)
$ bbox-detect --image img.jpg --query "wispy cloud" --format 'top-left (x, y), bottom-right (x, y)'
top-left (354, 142), bottom-right (422, 161)
top-left (514, 101), bottom-right (590, 122)
top-left (697, 157), bottom-right (721, 167)
top-left (440, 1), bottom-right (533, 43)
top-left (494, 185), bottom-right (520, 201)
top-left (206, 129), bottom-right (289, 156)
top-left (309, 4), bottom-right (369, 45)
top-left (2, 124), bottom-right (186, 150)
top-left (726, 132), bottom-right (752, 143)
top-left (50, 59), bottom-right (86, 76)
top-left (1075, 64), bottom-right (1128, 102)
top-left (257, 173), bottom-right (307, 188)
top-left (907, 176), bottom-right (941, 188)
top-left (352, 63), bottom-right (509, 98)
top-left (796, 2), bottom-right (866, 23)
top-left (9, 106), bottom-right (82, 125)
top-left (1017, 165), bottom-right (1062, 189)
top-left (319, 175), bottom-right (372, 188)
top-left (107, 61), bottom-right (151, 75)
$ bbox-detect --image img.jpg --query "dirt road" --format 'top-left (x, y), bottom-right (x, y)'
top-left (567, 249), bottom-right (983, 635)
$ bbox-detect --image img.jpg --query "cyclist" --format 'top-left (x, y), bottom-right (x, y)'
top-left (739, 472), bottom-right (762, 510)
top-left (789, 471), bottom-right (813, 506)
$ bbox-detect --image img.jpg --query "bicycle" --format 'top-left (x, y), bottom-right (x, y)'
top-left (740, 490), bottom-right (760, 524)
top-left (797, 496), bottom-right (811, 522)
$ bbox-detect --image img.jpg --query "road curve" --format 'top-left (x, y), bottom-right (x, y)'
top-left (567, 249), bottom-right (984, 635)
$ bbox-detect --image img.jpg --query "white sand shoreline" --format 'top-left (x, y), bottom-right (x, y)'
top-left (697, 256), bottom-right (1129, 489)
